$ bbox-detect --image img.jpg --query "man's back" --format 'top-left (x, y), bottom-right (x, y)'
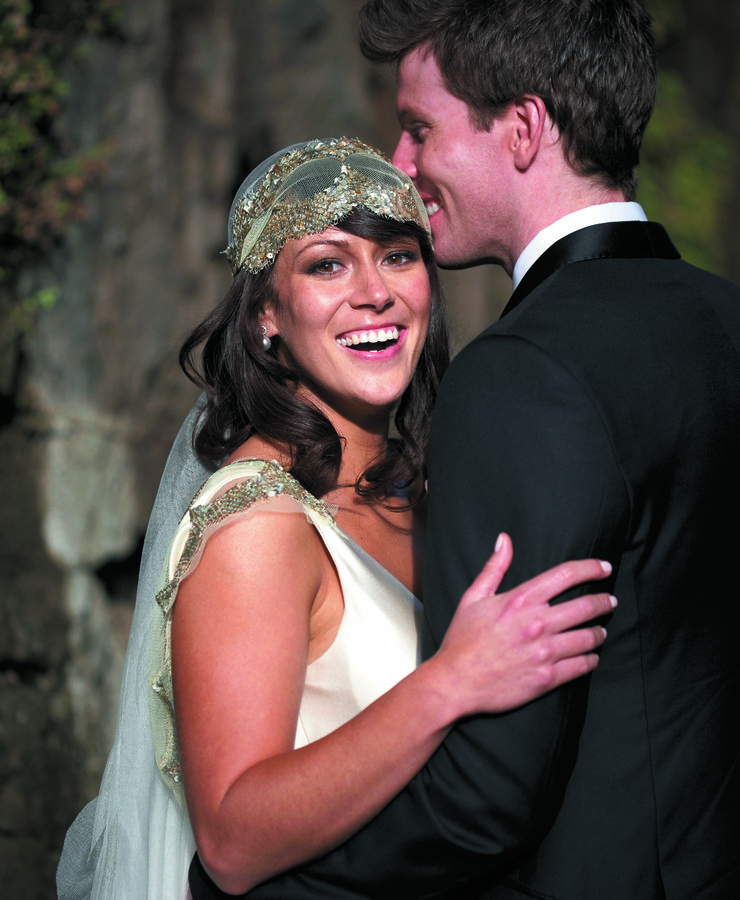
top-left (429, 248), bottom-right (740, 898)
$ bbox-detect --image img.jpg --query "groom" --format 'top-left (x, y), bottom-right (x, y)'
top-left (238, 1), bottom-right (740, 898)
top-left (153, 1), bottom-right (739, 897)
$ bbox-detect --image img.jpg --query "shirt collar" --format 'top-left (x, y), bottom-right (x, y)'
top-left (512, 202), bottom-right (648, 291)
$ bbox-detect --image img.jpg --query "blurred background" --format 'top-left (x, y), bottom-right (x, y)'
top-left (1, 1), bottom-right (738, 896)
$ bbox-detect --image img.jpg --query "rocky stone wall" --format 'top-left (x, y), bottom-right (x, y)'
top-left (0, 2), bottom-right (506, 897)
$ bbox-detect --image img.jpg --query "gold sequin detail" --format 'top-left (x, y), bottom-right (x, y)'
top-left (150, 459), bottom-right (334, 800)
top-left (224, 137), bottom-right (431, 274)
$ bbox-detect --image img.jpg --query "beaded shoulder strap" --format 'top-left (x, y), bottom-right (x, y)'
top-left (149, 458), bottom-right (333, 805)
top-left (156, 459), bottom-right (333, 614)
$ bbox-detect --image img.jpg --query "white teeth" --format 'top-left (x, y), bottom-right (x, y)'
top-left (425, 201), bottom-right (440, 216)
top-left (336, 327), bottom-right (400, 348)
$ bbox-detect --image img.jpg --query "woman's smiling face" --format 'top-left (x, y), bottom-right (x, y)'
top-left (263, 224), bottom-right (431, 428)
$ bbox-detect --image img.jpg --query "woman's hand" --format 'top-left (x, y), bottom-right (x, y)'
top-left (430, 533), bottom-right (615, 719)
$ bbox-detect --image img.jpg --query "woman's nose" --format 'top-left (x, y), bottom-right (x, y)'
top-left (349, 261), bottom-right (394, 311)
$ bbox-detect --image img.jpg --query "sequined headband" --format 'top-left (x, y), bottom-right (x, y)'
top-left (224, 137), bottom-right (432, 275)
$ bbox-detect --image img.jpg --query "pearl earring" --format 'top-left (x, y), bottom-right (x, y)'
top-left (261, 325), bottom-right (272, 351)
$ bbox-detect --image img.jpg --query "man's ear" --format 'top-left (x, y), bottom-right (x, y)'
top-left (510, 94), bottom-right (548, 171)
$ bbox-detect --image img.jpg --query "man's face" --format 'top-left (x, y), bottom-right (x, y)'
top-left (392, 46), bottom-right (514, 270)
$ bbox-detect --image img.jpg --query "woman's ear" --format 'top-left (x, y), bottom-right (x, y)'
top-left (259, 303), bottom-right (278, 339)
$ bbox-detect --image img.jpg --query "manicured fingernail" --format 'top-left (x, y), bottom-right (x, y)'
top-left (601, 627), bottom-right (607, 638)
top-left (609, 595), bottom-right (618, 608)
top-left (495, 533), bottom-right (504, 552)
top-left (600, 560), bottom-right (612, 573)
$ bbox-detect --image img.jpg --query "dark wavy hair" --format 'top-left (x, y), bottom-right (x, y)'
top-left (359, 0), bottom-right (656, 200)
top-left (179, 207), bottom-right (450, 502)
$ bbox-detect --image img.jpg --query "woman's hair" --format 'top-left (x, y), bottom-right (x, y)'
top-left (179, 206), bottom-right (450, 502)
top-left (359, 0), bottom-right (657, 201)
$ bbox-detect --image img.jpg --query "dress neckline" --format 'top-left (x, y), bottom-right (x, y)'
top-left (220, 457), bottom-right (421, 604)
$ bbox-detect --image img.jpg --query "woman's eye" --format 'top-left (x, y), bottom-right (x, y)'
top-left (308, 259), bottom-right (340, 274)
top-left (385, 249), bottom-right (417, 266)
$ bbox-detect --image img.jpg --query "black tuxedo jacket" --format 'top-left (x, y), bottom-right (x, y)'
top-left (195, 222), bottom-right (740, 899)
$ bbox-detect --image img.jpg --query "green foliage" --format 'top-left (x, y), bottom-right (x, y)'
top-left (0, 0), bottom-right (122, 346)
top-left (9, 283), bottom-right (59, 331)
top-left (639, 0), bottom-right (739, 277)
top-left (638, 70), bottom-right (735, 273)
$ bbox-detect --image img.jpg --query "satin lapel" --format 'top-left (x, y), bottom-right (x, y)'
top-left (504, 221), bottom-right (681, 316)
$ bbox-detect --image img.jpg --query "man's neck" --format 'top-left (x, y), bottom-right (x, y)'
top-left (504, 157), bottom-right (627, 272)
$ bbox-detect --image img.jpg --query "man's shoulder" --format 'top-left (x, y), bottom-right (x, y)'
top-left (480, 254), bottom-right (740, 345)
top-left (444, 254), bottom-right (740, 404)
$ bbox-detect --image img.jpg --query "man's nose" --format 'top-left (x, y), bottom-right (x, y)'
top-left (392, 133), bottom-right (418, 180)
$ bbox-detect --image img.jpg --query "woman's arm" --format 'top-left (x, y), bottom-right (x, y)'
top-left (173, 511), bottom-right (613, 895)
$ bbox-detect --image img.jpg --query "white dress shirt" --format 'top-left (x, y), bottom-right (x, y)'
top-left (512, 202), bottom-right (647, 292)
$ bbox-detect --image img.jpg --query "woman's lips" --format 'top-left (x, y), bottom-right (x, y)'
top-left (336, 326), bottom-right (401, 348)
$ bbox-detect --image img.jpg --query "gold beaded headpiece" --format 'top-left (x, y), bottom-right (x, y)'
top-left (224, 137), bottom-right (431, 275)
